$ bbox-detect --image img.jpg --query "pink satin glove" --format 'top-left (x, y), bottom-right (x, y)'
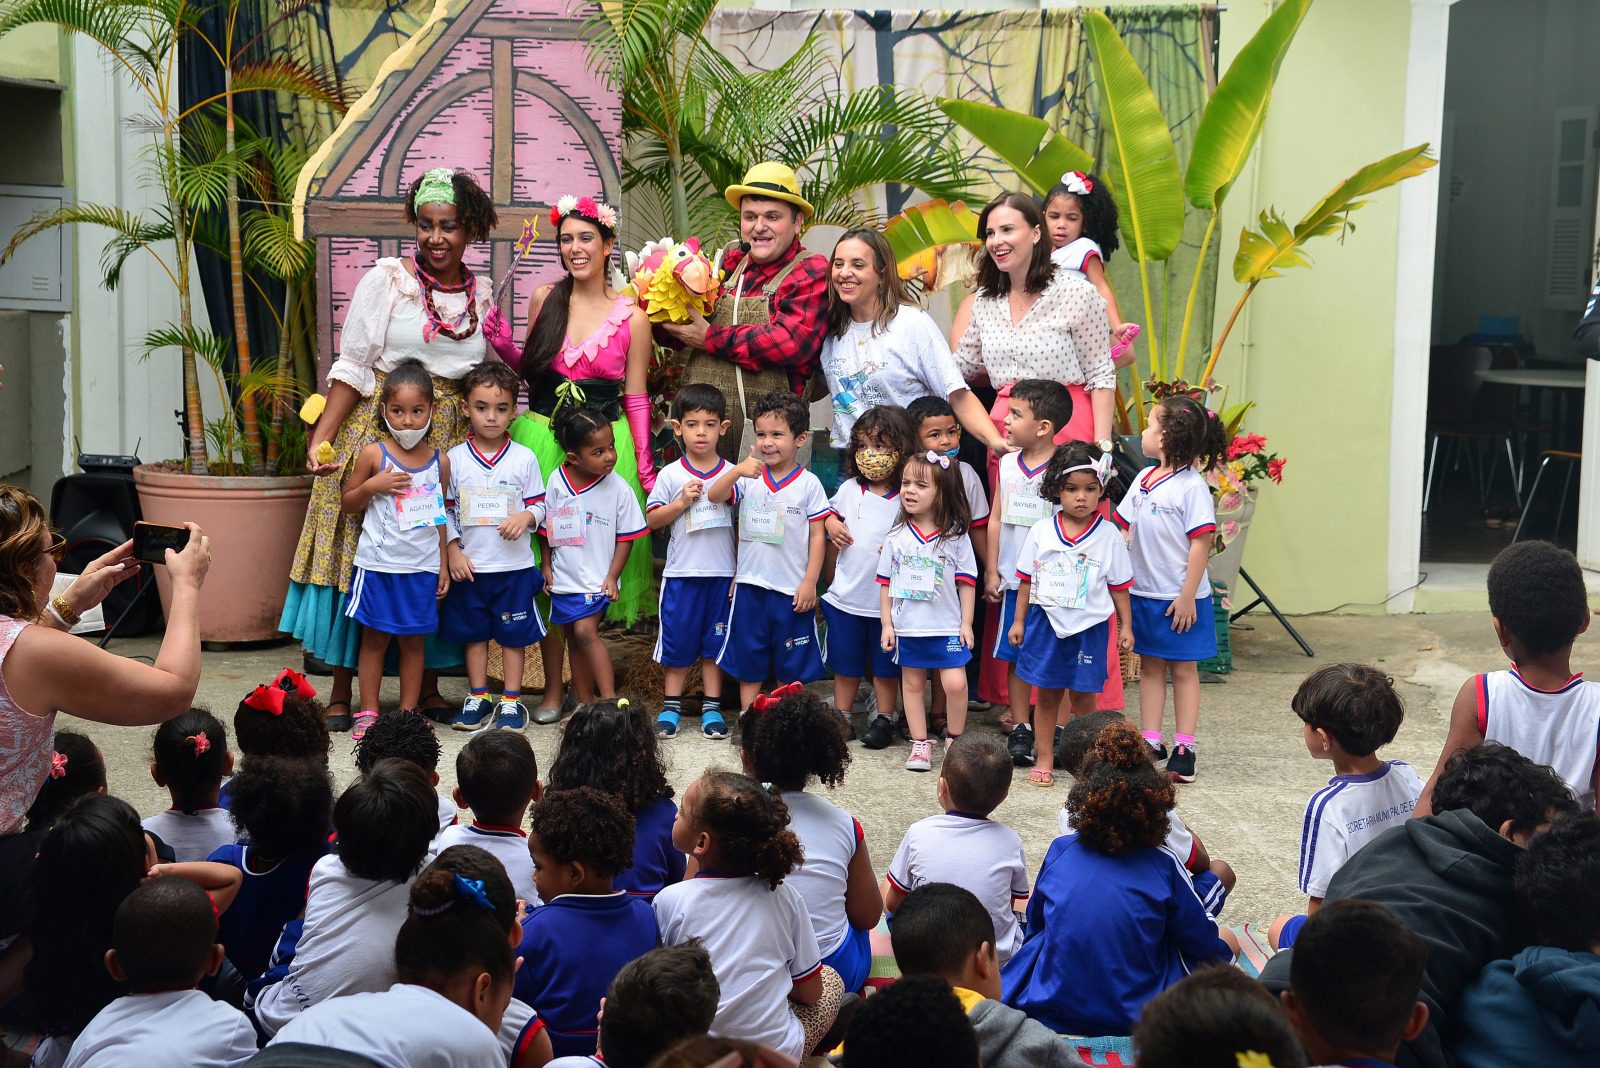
top-left (622, 392), bottom-right (657, 492)
top-left (483, 306), bottom-right (522, 370)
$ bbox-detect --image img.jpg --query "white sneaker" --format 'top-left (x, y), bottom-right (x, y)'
top-left (905, 739), bottom-right (933, 772)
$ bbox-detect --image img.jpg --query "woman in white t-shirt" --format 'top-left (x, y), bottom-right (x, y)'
top-left (819, 229), bottom-right (1006, 453)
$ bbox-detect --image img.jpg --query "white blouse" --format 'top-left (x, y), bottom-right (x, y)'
top-left (327, 258), bottom-right (493, 397)
top-left (954, 270), bottom-right (1114, 393)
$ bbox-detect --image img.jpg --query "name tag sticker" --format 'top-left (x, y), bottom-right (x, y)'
top-left (741, 503), bottom-right (785, 544)
top-left (549, 501), bottom-right (586, 546)
top-left (395, 484), bottom-right (447, 530)
top-left (462, 486), bottom-right (516, 526)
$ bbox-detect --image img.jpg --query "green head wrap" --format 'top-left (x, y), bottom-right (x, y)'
top-left (414, 168), bottom-right (457, 208)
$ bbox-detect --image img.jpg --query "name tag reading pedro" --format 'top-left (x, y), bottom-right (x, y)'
top-left (686, 497), bottom-right (732, 533)
top-left (741, 503), bottom-right (784, 544)
top-left (462, 486), bottom-right (517, 526)
top-left (891, 553), bottom-right (941, 602)
top-left (1034, 553), bottom-right (1095, 609)
top-left (1004, 485), bottom-right (1051, 526)
top-left (548, 501), bottom-right (586, 546)
top-left (395, 483), bottom-right (447, 530)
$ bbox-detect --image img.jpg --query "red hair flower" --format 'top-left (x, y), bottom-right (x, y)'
top-left (49, 751), bottom-right (67, 779)
top-left (751, 681), bottom-right (804, 712)
top-left (188, 734), bottom-right (210, 757)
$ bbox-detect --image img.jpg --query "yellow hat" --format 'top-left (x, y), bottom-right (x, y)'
top-left (725, 161), bottom-right (814, 218)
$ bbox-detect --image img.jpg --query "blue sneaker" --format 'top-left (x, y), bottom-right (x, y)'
top-left (494, 699), bottom-right (528, 732)
top-left (656, 711), bottom-right (681, 738)
top-left (451, 696), bottom-right (494, 732)
top-left (701, 710), bottom-right (727, 738)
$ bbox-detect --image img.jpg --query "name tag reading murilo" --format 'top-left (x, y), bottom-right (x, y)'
top-left (1034, 553), bottom-right (1096, 609)
top-left (686, 497), bottom-right (732, 532)
top-left (395, 484), bottom-right (447, 530)
top-left (462, 486), bottom-right (517, 526)
top-left (548, 502), bottom-right (586, 546)
top-left (741, 503), bottom-right (785, 544)
top-left (1004, 487), bottom-right (1050, 526)
top-left (891, 553), bottom-right (942, 602)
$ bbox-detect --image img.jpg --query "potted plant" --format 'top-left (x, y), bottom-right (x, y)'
top-left (0, 0), bottom-right (345, 641)
top-left (1207, 425), bottom-right (1289, 596)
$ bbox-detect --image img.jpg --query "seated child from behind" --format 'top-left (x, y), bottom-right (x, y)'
top-left (891, 883), bottom-right (1076, 1068)
top-left (840, 975), bottom-right (981, 1068)
top-left (517, 786), bottom-right (658, 1059)
top-left (542, 943), bottom-right (720, 1068)
top-left (353, 708), bottom-right (455, 842)
top-left (226, 668), bottom-right (331, 807)
top-left (1421, 540), bottom-right (1599, 812)
top-left (63, 877), bottom-right (257, 1068)
top-left (1134, 966), bottom-right (1307, 1068)
top-left (883, 733), bottom-right (1029, 963)
top-left (1271, 663), bottom-right (1421, 949)
top-left (142, 709), bottom-right (234, 862)
top-left (436, 730), bottom-right (542, 905)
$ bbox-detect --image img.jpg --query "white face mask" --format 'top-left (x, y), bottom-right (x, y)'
top-left (386, 417), bottom-right (431, 450)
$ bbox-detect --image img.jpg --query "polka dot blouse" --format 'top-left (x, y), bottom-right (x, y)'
top-left (954, 270), bottom-right (1114, 392)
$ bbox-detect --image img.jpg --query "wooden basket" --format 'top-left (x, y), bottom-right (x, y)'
top-left (486, 640), bottom-right (569, 692)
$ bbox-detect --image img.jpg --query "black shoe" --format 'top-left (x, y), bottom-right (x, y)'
top-left (1007, 724), bottom-right (1035, 767)
top-left (861, 714), bottom-right (897, 750)
top-left (1167, 744), bottom-right (1196, 783)
top-left (1146, 739), bottom-right (1169, 763)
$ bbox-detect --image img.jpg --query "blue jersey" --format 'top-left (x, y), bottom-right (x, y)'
top-left (615, 795), bottom-right (687, 898)
top-left (209, 843), bottom-right (326, 980)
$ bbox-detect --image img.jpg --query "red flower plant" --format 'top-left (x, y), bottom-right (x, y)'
top-left (1228, 432), bottom-right (1267, 459)
top-left (1267, 458), bottom-right (1286, 484)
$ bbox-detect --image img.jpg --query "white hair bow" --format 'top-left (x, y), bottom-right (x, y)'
top-left (1061, 171), bottom-right (1094, 196)
top-left (925, 450), bottom-right (951, 469)
top-left (1063, 452), bottom-right (1114, 485)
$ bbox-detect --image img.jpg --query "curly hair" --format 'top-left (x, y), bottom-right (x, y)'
top-left (839, 405), bottom-right (918, 486)
top-left (402, 168), bottom-right (497, 242)
top-left (398, 845), bottom-right (518, 988)
top-left (335, 758), bottom-right (437, 883)
top-left (1134, 966), bottom-right (1306, 1068)
top-left (378, 357), bottom-right (436, 408)
top-left (1055, 711), bottom-right (1127, 778)
top-left (234, 686), bottom-right (330, 763)
top-left (690, 771), bottom-right (803, 890)
top-left (547, 699), bottom-right (673, 814)
top-left (353, 710), bottom-right (441, 776)
top-left (1067, 720), bottom-right (1175, 855)
top-left (973, 191), bottom-right (1055, 298)
top-left (1042, 174), bottom-right (1121, 260)
top-left (1291, 663), bottom-right (1404, 757)
top-left (530, 786), bottom-right (636, 877)
top-left (1432, 742), bottom-right (1578, 836)
top-left (0, 485), bottom-right (50, 621)
top-left (895, 452), bottom-right (971, 541)
top-left (1154, 395), bottom-right (1226, 473)
top-left (227, 755), bottom-right (334, 861)
top-left (26, 731), bottom-right (106, 832)
top-left (1487, 541), bottom-right (1589, 656)
top-left (552, 405), bottom-right (614, 455)
top-left (461, 359), bottom-right (522, 401)
top-left (739, 688), bottom-right (851, 790)
top-left (752, 390), bottom-right (809, 437)
top-left (1040, 440), bottom-right (1116, 504)
top-left (1515, 810), bottom-right (1600, 950)
top-left (841, 975), bottom-right (980, 1068)
top-left (151, 709), bottom-right (228, 814)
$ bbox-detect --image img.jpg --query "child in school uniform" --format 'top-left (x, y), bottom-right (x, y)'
top-left (353, 707), bottom-right (457, 843)
top-left (547, 699), bottom-right (685, 898)
top-left (707, 391), bottom-right (830, 710)
top-left (822, 405), bottom-right (917, 746)
top-left (442, 360), bottom-right (548, 732)
top-left (646, 383), bottom-right (738, 738)
top-left (517, 786), bottom-right (658, 1057)
top-left (1115, 394), bottom-right (1227, 783)
top-left (654, 771), bottom-right (842, 1062)
top-left (63, 877), bottom-right (257, 1068)
top-left (740, 685), bottom-right (882, 993)
top-left (249, 759), bottom-right (438, 1037)
top-left (142, 709), bottom-right (235, 862)
top-left (539, 406), bottom-right (648, 703)
top-left (225, 669), bottom-right (331, 800)
top-left (883, 734), bottom-right (1029, 964)
top-left (542, 943), bottom-right (721, 1068)
top-left (435, 730), bottom-right (541, 906)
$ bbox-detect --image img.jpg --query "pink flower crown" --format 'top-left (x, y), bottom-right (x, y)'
top-left (550, 194), bottom-right (619, 232)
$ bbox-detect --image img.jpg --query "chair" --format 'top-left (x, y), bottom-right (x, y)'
top-left (1423, 345), bottom-right (1522, 512)
top-left (1512, 449), bottom-right (1582, 543)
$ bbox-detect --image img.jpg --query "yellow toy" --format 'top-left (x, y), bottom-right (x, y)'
top-left (314, 440), bottom-right (336, 465)
top-left (625, 238), bottom-right (720, 324)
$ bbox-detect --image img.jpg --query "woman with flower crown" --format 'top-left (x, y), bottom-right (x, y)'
top-left (283, 168), bottom-right (497, 730)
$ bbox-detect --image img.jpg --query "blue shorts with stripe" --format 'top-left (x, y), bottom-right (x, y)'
top-left (346, 568), bottom-right (437, 636)
top-left (654, 576), bottom-right (732, 668)
top-left (716, 583), bottom-right (825, 684)
top-left (549, 591), bottom-right (611, 626)
top-left (1016, 612), bottom-right (1110, 692)
top-left (438, 566), bottom-right (546, 647)
top-left (990, 587), bottom-right (1022, 664)
top-left (821, 601), bottom-right (898, 679)
top-left (894, 633), bottom-right (971, 670)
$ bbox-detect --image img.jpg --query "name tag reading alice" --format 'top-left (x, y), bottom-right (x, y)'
top-left (462, 486), bottom-right (516, 526)
top-left (741, 503), bottom-right (784, 544)
top-left (1004, 487), bottom-right (1051, 526)
top-left (549, 502), bottom-right (586, 547)
top-left (891, 553), bottom-right (941, 602)
top-left (686, 497), bottom-right (732, 532)
top-left (395, 484), bottom-right (447, 530)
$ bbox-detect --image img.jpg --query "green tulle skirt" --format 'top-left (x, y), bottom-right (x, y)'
top-left (509, 411), bottom-right (655, 624)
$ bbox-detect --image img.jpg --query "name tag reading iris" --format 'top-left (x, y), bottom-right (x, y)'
top-left (891, 553), bottom-right (941, 602)
top-left (395, 483), bottom-right (447, 530)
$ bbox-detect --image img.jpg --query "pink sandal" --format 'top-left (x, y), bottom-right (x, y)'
top-left (351, 710), bottom-right (380, 741)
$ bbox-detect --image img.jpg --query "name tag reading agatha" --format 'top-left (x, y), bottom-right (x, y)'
top-left (686, 497), bottom-right (732, 532)
top-left (1034, 554), bottom-right (1095, 609)
top-left (548, 502), bottom-right (586, 546)
top-left (462, 486), bottom-right (517, 526)
top-left (1004, 487), bottom-right (1051, 526)
top-left (741, 503), bottom-right (785, 544)
top-left (891, 553), bottom-right (942, 602)
top-left (395, 484), bottom-right (447, 530)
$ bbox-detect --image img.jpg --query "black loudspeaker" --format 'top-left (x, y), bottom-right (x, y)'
top-left (48, 471), bottom-right (163, 638)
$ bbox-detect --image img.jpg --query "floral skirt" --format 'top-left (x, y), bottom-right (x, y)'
top-left (280, 373), bottom-right (467, 670)
top-left (508, 410), bottom-right (654, 624)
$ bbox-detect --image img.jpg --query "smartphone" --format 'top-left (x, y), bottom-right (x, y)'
top-left (132, 521), bottom-right (190, 565)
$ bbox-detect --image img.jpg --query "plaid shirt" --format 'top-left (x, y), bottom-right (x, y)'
top-left (704, 243), bottom-right (830, 386)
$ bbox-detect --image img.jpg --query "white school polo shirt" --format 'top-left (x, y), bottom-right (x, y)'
top-left (445, 437), bottom-right (545, 573)
top-left (822, 479), bottom-right (901, 617)
top-left (541, 468), bottom-right (647, 596)
top-left (886, 812), bottom-right (1029, 962)
top-left (271, 983), bottom-right (504, 1068)
top-left (1297, 761), bottom-right (1423, 899)
top-left (731, 465), bottom-right (830, 597)
top-left (995, 452), bottom-right (1056, 591)
top-left (1051, 236), bottom-right (1105, 279)
top-left (647, 457), bottom-right (738, 578)
top-left (781, 789), bottom-right (864, 958)
top-left (435, 821), bottom-right (540, 907)
top-left (653, 874), bottom-right (822, 1061)
top-left (1479, 669), bottom-right (1600, 810)
top-left (1113, 466), bottom-right (1216, 599)
top-left (142, 807), bottom-right (236, 863)
top-left (960, 460), bottom-right (991, 529)
top-left (64, 989), bottom-right (258, 1068)
top-left (1014, 514), bottom-right (1133, 638)
top-left (876, 523), bottom-right (978, 638)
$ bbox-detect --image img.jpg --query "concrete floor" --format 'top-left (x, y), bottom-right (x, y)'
top-left (67, 608), bottom-right (1563, 929)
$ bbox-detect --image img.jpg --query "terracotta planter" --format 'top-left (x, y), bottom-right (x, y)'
top-left (133, 466), bottom-right (314, 643)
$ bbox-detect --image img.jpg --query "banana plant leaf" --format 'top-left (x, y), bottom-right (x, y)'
top-left (937, 100), bottom-right (1094, 197)
top-left (884, 199), bottom-right (982, 291)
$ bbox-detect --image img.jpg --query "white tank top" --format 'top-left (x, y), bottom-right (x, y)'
top-left (0, 617), bottom-right (54, 836)
top-left (351, 445), bottom-right (446, 574)
top-left (1478, 669), bottom-right (1600, 810)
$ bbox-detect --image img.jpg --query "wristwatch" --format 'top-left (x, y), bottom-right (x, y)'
top-left (1096, 438), bottom-right (1114, 453)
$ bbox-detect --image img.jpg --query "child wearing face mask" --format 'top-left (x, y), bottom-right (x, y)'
top-left (341, 357), bottom-right (454, 739)
top-left (822, 405), bottom-right (919, 745)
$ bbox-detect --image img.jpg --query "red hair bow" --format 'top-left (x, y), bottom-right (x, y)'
top-left (243, 667), bottom-right (318, 716)
top-left (751, 681), bottom-right (804, 712)
top-left (188, 734), bottom-right (211, 757)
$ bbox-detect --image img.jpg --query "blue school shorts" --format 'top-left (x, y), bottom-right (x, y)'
top-left (894, 634), bottom-right (971, 671)
top-left (549, 592), bottom-right (610, 626)
top-left (1276, 912), bottom-right (1307, 948)
top-left (822, 925), bottom-right (872, 994)
top-left (1131, 593), bottom-right (1218, 662)
top-left (716, 583), bottom-right (825, 685)
top-left (1193, 869), bottom-right (1228, 918)
top-left (990, 587), bottom-right (1022, 664)
top-left (654, 576), bottom-right (732, 668)
top-left (821, 601), bottom-right (899, 680)
top-left (1016, 611), bottom-right (1110, 693)
top-left (346, 568), bottom-right (437, 636)
top-left (438, 567), bottom-right (546, 647)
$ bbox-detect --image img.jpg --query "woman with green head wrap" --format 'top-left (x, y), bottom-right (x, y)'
top-left (283, 167), bottom-right (499, 730)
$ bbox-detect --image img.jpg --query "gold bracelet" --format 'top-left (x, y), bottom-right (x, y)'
top-left (50, 596), bottom-right (81, 627)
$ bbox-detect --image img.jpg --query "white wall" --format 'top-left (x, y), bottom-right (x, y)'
top-left (1433, 0), bottom-right (1600, 357)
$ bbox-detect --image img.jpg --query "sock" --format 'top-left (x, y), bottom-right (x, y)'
top-left (700, 697), bottom-right (723, 723)
top-left (470, 687), bottom-right (489, 698)
top-left (1142, 730), bottom-right (1165, 747)
top-left (502, 691), bottom-right (521, 703)
top-left (659, 697), bottom-right (682, 726)
top-left (1174, 733), bottom-right (1196, 749)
